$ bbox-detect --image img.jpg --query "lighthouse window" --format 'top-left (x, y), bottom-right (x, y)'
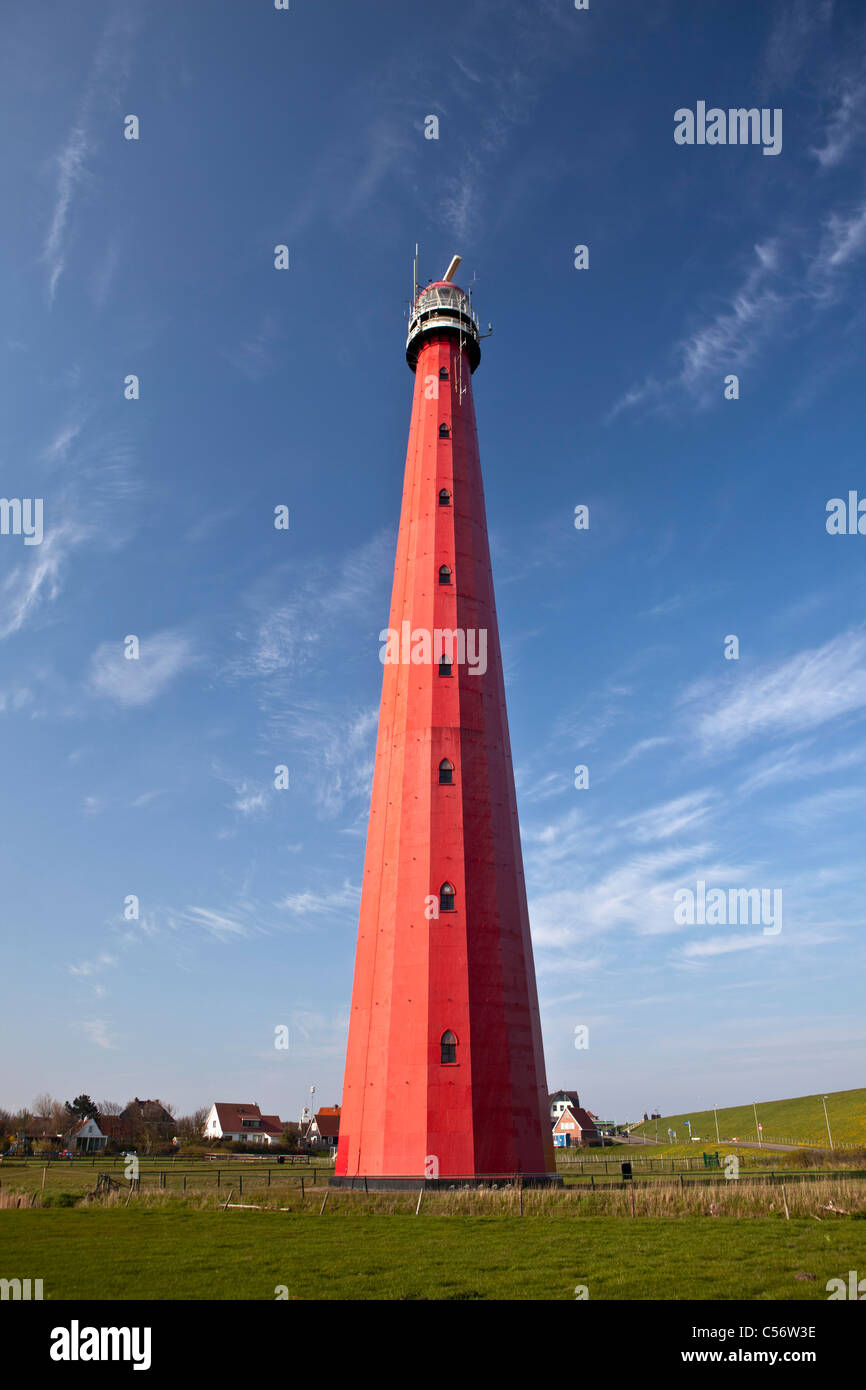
top-left (439, 423), bottom-right (450, 438)
top-left (438, 759), bottom-right (454, 785)
top-left (439, 883), bottom-right (456, 913)
top-left (438, 565), bottom-right (452, 585)
top-left (438, 489), bottom-right (451, 506)
top-left (439, 367), bottom-right (449, 380)
top-left (438, 657), bottom-right (452, 676)
top-left (440, 1030), bottom-right (458, 1064)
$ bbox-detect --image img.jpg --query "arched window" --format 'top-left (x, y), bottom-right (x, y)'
top-left (440, 1029), bottom-right (458, 1064)
top-left (439, 423), bottom-right (450, 438)
top-left (438, 488), bottom-right (451, 506)
top-left (439, 367), bottom-right (449, 380)
top-left (438, 758), bottom-right (454, 785)
top-left (439, 882), bottom-right (456, 913)
top-left (438, 656), bottom-right (452, 677)
top-left (438, 564), bottom-right (451, 585)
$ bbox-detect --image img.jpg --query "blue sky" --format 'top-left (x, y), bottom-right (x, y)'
top-left (1, 0), bottom-right (865, 1125)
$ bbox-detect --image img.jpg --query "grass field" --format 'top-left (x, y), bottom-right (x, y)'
top-left (4, 1206), bottom-right (866, 1300)
top-left (631, 1088), bottom-right (866, 1148)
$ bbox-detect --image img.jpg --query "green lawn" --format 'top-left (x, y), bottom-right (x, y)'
top-left (4, 1207), bottom-right (866, 1300)
top-left (631, 1088), bottom-right (866, 1148)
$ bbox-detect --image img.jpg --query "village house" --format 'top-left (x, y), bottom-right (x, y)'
top-left (68, 1117), bottom-right (108, 1154)
top-left (22, 1117), bottom-right (63, 1152)
top-left (549, 1090), bottom-right (582, 1121)
top-left (202, 1102), bottom-right (284, 1145)
top-left (303, 1106), bottom-right (340, 1153)
top-left (552, 1104), bottom-right (600, 1149)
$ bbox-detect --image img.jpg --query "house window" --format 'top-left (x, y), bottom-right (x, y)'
top-left (439, 367), bottom-right (449, 379)
top-left (438, 489), bottom-right (451, 506)
top-left (439, 423), bottom-right (450, 438)
top-left (440, 1030), bottom-right (458, 1064)
top-left (438, 565), bottom-right (451, 585)
top-left (439, 882), bottom-right (456, 913)
top-left (438, 758), bottom-right (454, 785)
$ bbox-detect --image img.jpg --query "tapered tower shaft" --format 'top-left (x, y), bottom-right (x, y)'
top-left (335, 270), bottom-right (555, 1182)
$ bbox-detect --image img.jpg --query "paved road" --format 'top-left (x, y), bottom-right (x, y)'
top-left (613, 1135), bottom-right (806, 1153)
top-left (718, 1139), bottom-right (804, 1153)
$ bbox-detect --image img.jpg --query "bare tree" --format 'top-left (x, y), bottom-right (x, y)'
top-left (32, 1092), bottom-right (55, 1118)
top-left (98, 1100), bottom-right (124, 1116)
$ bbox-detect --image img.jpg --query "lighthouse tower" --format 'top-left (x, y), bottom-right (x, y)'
top-left (333, 257), bottom-right (556, 1186)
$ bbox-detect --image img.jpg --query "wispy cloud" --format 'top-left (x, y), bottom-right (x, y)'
top-left (175, 906), bottom-right (249, 940)
top-left (0, 520), bottom-right (89, 640)
top-left (278, 881), bottom-right (361, 919)
top-left (41, 10), bottom-right (140, 302)
top-left (609, 198), bottom-right (866, 417)
top-left (684, 628), bottom-right (866, 754)
top-left (761, 0), bottom-right (835, 91)
top-left (225, 311), bottom-right (283, 381)
top-left (82, 1019), bottom-right (116, 1050)
top-left (617, 791), bottom-right (716, 843)
top-left (88, 630), bottom-right (196, 707)
top-left (738, 739), bottom-right (866, 795)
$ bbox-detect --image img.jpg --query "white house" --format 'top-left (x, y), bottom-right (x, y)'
top-left (69, 1117), bottom-right (107, 1154)
top-left (203, 1102), bottom-right (284, 1145)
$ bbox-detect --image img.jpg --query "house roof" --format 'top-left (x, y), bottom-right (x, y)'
top-left (212, 1103), bottom-right (283, 1135)
top-left (549, 1090), bottom-right (581, 1110)
top-left (71, 1117), bottom-right (105, 1138)
top-left (571, 1107), bottom-right (599, 1132)
top-left (122, 1098), bottom-right (174, 1124)
top-left (311, 1109), bottom-right (341, 1139)
top-left (99, 1116), bottom-right (131, 1139)
top-left (24, 1116), bottom-right (61, 1139)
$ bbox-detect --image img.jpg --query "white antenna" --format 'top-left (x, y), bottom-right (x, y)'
top-left (413, 244), bottom-right (419, 303)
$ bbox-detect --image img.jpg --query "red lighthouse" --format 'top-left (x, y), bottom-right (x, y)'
top-left (334, 256), bottom-right (556, 1186)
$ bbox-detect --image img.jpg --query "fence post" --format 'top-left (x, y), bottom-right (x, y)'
top-left (267, 1170), bottom-right (271, 1188)
top-left (183, 1175), bottom-right (187, 1194)
top-left (239, 1174), bottom-right (243, 1195)
top-left (300, 1176), bottom-right (305, 1199)
top-left (217, 1169), bottom-right (220, 1188)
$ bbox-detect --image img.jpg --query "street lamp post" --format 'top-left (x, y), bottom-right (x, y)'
top-left (753, 1101), bottom-right (762, 1147)
top-left (714, 1106), bottom-right (720, 1144)
top-left (822, 1095), bottom-right (834, 1151)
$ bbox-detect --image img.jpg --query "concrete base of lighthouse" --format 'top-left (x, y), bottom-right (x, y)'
top-left (329, 1173), bottom-right (563, 1192)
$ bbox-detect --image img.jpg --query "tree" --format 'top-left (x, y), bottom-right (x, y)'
top-left (174, 1108), bottom-right (208, 1142)
top-left (64, 1095), bottom-right (99, 1123)
top-left (98, 1100), bottom-right (124, 1116)
top-left (32, 1092), bottom-right (55, 1118)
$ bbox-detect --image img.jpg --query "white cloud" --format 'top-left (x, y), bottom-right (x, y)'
top-left (88, 631), bottom-right (195, 707)
top-left (812, 79), bottom-right (866, 169)
top-left (178, 906), bottom-right (248, 939)
top-left (617, 791), bottom-right (716, 843)
top-left (278, 880), bottom-right (361, 919)
top-left (82, 1019), bottom-right (116, 1050)
top-left (686, 628), bottom-right (866, 754)
top-left (0, 520), bottom-right (89, 640)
